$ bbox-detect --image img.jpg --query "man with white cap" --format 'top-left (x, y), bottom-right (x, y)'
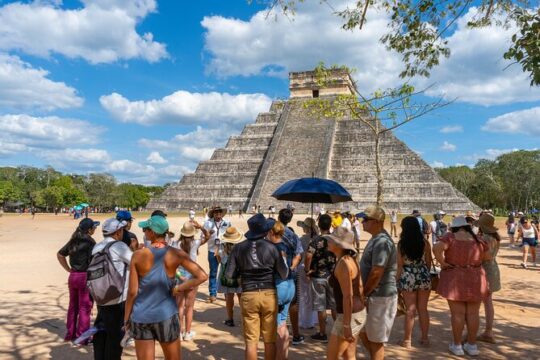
top-left (91, 218), bottom-right (133, 360)
top-left (356, 205), bottom-right (397, 360)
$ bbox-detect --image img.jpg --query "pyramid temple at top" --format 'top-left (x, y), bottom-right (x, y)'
top-left (148, 69), bottom-right (479, 213)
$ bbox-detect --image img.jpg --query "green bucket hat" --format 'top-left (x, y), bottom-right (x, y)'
top-left (138, 215), bottom-right (169, 235)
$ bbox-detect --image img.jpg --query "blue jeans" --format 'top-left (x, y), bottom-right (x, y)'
top-left (276, 279), bottom-right (295, 325)
top-left (208, 252), bottom-right (219, 297)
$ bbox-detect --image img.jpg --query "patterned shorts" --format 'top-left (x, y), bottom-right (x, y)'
top-left (131, 314), bottom-right (180, 343)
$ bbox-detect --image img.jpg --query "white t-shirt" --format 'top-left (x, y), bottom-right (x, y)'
top-left (189, 209), bottom-right (195, 219)
top-left (391, 213), bottom-right (398, 223)
top-left (204, 219), bottom-right (231, 253)
top-left (341, 217), bottom-right (352, 231)
top-left (92, 237), bottom-right (132, 305)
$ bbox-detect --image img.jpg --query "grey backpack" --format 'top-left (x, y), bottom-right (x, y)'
top-left (87, 242), bottom-right (126, 305)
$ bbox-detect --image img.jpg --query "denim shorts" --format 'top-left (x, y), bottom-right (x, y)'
top-left (523, 237), bottom-right (538, 247)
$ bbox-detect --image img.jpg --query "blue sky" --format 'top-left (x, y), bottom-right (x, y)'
top-left (0, 0), bottom-right (539, 184)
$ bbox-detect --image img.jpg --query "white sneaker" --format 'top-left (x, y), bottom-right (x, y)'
top-left (521, 262), bottom-right (528, 269)
top-left (463, 342), bottom-right (479, 356)
top-left (183, 331), bottom-right (196, 341)
top-left (449, 343), bottom-right (464, 356)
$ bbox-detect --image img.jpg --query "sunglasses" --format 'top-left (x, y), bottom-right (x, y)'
top-left (362, 218), bottom-right (375, 223)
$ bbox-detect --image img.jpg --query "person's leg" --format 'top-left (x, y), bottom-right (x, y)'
top-left (276, 322), bottom-right (289, 360)
top-left (531, 247), bottom-right (537, 263)
top-left (159, 340), bottom-right (181, 360)
top-left (76, 273), bottom-right (93, 339)
top-left (343, 337), bottom-right (359, 360)
top-left (104, 303), bottom-right (124, 360)
top-left (177, 291), bottom-right (186, 334)
top-left (65, 273), bottom-right (78, 340)
top-left (401, 291), bottom-right (417, 346)
top-left (370, 342), bottom-right (385, 360)
top-left (523, 245), bottom-right (530, 265)
top-left (416, 290), bottom-right (431, 343)
top-left (207, 252), bottom-right (218, 298)
top-left (240, 292), bottom-right (262, 360)
top-left (317, 311), bottom-right (327, 335)
top-left (226, 293), bottom-right (234, 321)
top-left (92, 306), bottom-right (105, 360)
top-left (480, 293), bottom-right (494, 339)
top-left (185, 287), bottom-right (198, 333)
top-left (246, 343), bottom-right (258, 360)
top-left (289, 303), bottom-right (299, 336)
top-left (135, 340), bottom-right (156, 360)
top-left (447, 300), bottom-right (466, 346)
top-left (465, 301), bottom-right (481, 345)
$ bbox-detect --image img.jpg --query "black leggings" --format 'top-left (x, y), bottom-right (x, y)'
top-left (93, 302), bottom-right (125, 360)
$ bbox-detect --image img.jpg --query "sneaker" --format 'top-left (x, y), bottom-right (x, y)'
top-left (463, 342), bottom-right (479, 356)
top-left (292, 335), bottom-right (305, 345)
top-left (310, 333), bottom-right (328, 342)
top-left (521, 262), bottom-right (528, 269)
top-left (183, 331), bottom-right (196, 341)
top-left (206, 296), bottom-right (217, 303)
top-left (449, 343), bottom-right (464, 356)
top-left (223, 319), bottom-right (235, 327)
top-left (120, 331), bottom-right (133, 348)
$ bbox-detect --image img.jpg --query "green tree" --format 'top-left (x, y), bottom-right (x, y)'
top-left (436, 166), bottom-right (476, 199)
top-left (261, 1), bottom-right (540, 85)
top-left (85, 173), bottom-right (117, 209)
top-left (117, 184), bottom-right (150, 209)
top-left (0, 180), bottom-right (23, 205)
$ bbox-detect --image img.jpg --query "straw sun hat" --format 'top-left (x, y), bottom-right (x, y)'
top-left (221, 227), bottom-right (244, 244)
top-left (323, 227), bottom-right (356, 253)
top-left (478, 213), bottom-right (499, 234)
top-left (180, 222), bottom-right (197, 237)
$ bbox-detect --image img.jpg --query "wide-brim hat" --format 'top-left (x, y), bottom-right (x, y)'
top-left (180, 222), bottom-right (197, 237)
top-left (478, 213), bottom-right (498, 234)
top-left (222, 226), bottom-right (244, 244)
top-left (297, 217), bottom-right (318, 231)
top-left (450, 216), bottom-right (470, 229)
top-left (208, 206), bottom-right (227, 218)
top-left (245, 213), bottom-right (275, 240)
top-left (323, 227), bottom-right (356, 253)
top-left (465, 210), bottom-right (477, 220)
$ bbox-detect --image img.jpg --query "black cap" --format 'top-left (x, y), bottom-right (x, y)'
top-left (79, 218), bottom-right (100, 232)
top-left (151, 210), bottom-right (167, 218)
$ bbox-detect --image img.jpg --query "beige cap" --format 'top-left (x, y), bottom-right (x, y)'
top-left (356, 205), bottom-right (386, 222)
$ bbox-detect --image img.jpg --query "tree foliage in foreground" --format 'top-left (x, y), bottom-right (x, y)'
top-left (437, 150), bottom-right (540, 211)
top-left (257, 0), bottom-right (540, 86)
top-left (0, 166), bottom-right (164, 211)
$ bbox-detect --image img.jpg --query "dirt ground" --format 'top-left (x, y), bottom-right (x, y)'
top-left (0, 212), bottom-right (539, 359)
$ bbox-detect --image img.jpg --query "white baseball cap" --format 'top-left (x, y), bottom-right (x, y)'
top-left (102, 218), bottom-right (127, 235)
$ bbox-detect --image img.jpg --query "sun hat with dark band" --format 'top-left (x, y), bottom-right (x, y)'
top-left (180, 222), bottom-right (197, 237)
top-left (323, 227), bottom-right (356, 253)
top-left (222, 227), bottom-right (244, 244)
top-left (208, 206), bottom-right (227, 219)
top-left (450, 216), bottom-right (470, 228)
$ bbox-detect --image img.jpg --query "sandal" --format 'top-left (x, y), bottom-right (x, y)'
top-left (398, 340), bottom-right (412, 349)
top-left (420, 339), bottom-right (431, 347)
top-left (477, 333), bottom-right (496, 344)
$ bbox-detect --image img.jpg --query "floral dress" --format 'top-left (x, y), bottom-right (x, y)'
top-left (398, 256), bottom-right (431, 292)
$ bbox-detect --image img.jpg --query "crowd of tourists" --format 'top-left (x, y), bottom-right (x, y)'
top-left (56, 204), bottom-right (512, 359)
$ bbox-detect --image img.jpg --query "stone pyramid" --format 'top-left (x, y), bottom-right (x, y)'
top-left (148, 70), bottom-right (478, 213)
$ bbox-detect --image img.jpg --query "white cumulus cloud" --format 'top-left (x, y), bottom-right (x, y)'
top-left (420, 7), bottom-right (540, 106)
top-left (431, 161), bottom-right (446, 168)
top-left (0, 53), bottom-right (83, 111)
top-left (440, 125), bottom-right (463, 133)
top-left (40, 148), bottom-right (111, 167)
top-left (106, 159), bottom-right (155, 175)
top-left (440, 141), bottom-right (457, 152)
top-left (0, 1), bottom-right (167, 64)
top-left (482, 107), bottom-right (540, 135)
top-left (0, 114), bottom-right (103, 148)
top-left (100, 91), bottom-right (272, 125)
top-left (201, 1), bottom-right (403, 93)
top-left (146, 151), bottom-right (167, 164)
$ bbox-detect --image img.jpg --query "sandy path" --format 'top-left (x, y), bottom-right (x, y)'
top-left (0, 213), bottom-right (539, 359)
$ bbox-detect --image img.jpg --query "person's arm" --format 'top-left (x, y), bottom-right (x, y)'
top-left (57, 253), bottom-right (71, 273)
top-left (291, 233), bottom-right (303, 270)
top-left (363, 266), bottom-right (385, 297)
top-left (172, 249), bottom-right (208, 294)
top-left (335, 259), bottom-right (355, 342)
top-left (433, 241), bottom-right (451, 269)
top-left (123, 252), bottom-right (140, 327)
top-left (481, 240), bottom-right (492, 262)
top-left (424, 239), bottom-right (433, 269)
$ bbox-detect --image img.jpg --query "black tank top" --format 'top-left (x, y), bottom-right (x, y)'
top-left (329, 256), bottom-right (364, 314)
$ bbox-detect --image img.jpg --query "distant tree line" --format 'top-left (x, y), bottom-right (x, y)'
top-left (437, 150), bottom-right (540, 213)
top-left (0, 166), bottom-right (165, 211)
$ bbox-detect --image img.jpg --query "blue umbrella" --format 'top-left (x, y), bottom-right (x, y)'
top-left (271, 177), bottom-right (353, 204)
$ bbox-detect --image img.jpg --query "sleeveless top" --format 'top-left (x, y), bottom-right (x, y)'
top-left (521, 225), bottom-right (536, 239)
top-left (131, 246), bottom-right (178, 324)
top-left (329, 257), bottom-right (363, 314)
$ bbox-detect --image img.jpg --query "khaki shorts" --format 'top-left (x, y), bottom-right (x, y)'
top-left (310, 277), bottom-right (336, 312)
top-left (240, 289), bottom-right (277, 344)
top-left (361, 295), bottom-right (397, 343)
top-left (331, 310), bottom-right (366, 338)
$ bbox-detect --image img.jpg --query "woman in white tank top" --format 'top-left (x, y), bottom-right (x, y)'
top-left (516, 217), bottom-right (537, 268)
